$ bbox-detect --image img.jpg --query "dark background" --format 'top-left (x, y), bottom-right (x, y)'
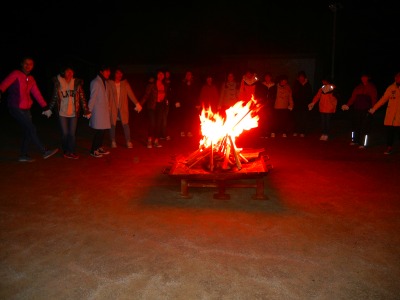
top-left (0, 0), bottom-right (398, 99)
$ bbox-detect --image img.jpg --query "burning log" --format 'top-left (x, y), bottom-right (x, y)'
top-left (186, 147), bottom-right (212, 169)
top-left (228, 135), bottom-right (242, 170)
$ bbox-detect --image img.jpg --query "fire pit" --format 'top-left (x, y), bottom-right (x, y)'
top-left (168, 98), bottom-right (273, 199)
top-left (169, 148), bottom-right (272, 199)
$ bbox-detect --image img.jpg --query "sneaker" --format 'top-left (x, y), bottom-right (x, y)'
top-left (43, 148), bottom-right (59, 159)
top-left (147, 139), bottom-right (153, 148)
top-left (166, 136), bottom-right (171, 141)
top-left (300, 134), bottom-right (305, 137)
top-left (293, 133), bottom-right (298, 137)
top-left (271, 133), bottom-right (275, 138)
top-left (358, 145), bottom-right (366, 149)
top-left (97, 147), bottom-right (110, 155)
top-left (320, 135), bottom-right (328, 141)
top-left (384, 147), bottom-right (393, 155)
top-left (180, 132), bottom-right (185, 137)
top-left (90, 150), bottom-right (103, 158)
top-left (187, 132), bottom-right (193, 137)
top-left (154, 139), bottom-right (162, 148)
top-left (111, 141), bottom-right (117, 148)
top-left (64, 153), bottom-right (79, 159)
top-left (126, 141), bottom-right (133, 148)
top-left (282, 133), bottom-right (287, 138)
top-left (18, 155), bottom-right (35, 162)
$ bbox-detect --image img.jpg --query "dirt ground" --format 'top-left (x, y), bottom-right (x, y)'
top-left (0, 107), bottom-right (399, 300)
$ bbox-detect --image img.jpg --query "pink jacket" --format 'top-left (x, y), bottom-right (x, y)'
top-left (0, 70), bottom-right (47, 110)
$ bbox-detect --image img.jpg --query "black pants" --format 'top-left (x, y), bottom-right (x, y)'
top-left (293, 109), bottom-right (310, 134)
top-left (351, 109), bottom-right (373, 144)
top-left (386, 126), bottom-right (400, 147)
top-left (320, 113), bottom-right (333, 135)
top-left (147, 102), bottom-right (167, 139)
top-left (91, 129), bottom-right (106, 152)
top-left (272, 109), bottom-right (290, 134)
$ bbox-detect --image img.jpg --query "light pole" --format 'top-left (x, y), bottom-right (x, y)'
top-left (328, 2), bottom-right (343, 80)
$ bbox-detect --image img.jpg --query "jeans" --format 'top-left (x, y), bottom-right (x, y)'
top-left (8, 106), bottom-right (45, 155)
top-left (59, 116), bottom-right (78, 153)
top-left (110, 123), bottom-right (131, 143)
top-left (160, 103), bottom-right (169, 138)
top-left (110, 110), bottom-right (131, 143)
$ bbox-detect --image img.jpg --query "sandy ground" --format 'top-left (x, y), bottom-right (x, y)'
top-left (0, 107), bottom-right (399, 300)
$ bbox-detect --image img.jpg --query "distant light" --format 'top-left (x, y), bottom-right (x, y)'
top-left (329, 2), bottom-right (343, 13)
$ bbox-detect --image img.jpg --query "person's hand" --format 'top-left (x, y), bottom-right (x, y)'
top-left (84, 113), bottom-right (91, 119)
top-left (134, 103), bottom-right (142, 113)
top-left (308, 103), bottom-right (314, 111)
top-left (175, 102), bottom-right (181, 108)
top-left (42, 109), bottom-right (52, 118)
top-left (341, 104), bottom-right (349, 111)
top-left (368, 108), bottom-right (375, 114)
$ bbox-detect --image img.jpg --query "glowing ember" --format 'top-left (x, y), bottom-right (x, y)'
top-left (199, 96), bottom-right (261, 150)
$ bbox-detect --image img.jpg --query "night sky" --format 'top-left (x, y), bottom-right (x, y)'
top-left (1, 0), bottom-right (398, 93)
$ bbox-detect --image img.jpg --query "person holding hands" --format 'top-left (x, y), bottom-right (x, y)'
top-left (0, 56), bottom-right (58, 162)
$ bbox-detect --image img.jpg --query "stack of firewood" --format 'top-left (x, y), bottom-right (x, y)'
top-left (184, 134), bottom-right (252, 171)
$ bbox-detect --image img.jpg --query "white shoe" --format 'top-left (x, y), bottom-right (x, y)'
top-left (300, 134), bottom-right (305, 137)
top-left (111, 141), bottom-right (117, 148)
top-left (90, 150), bottom-right (103, 158)
top-left (282, 133), bottom-right (287, 138)
top-left (293, 133), bottom-right (298, 137)
top-left (180, 131), bottom-right (185, 137)
top-left (271, 133), bottom-right (275, 138)
top-left (127, 141), bottom-right (133, 148)
top-left (320, 135), bottom-right (328, 141)
top-left (97, 147), bottom-right (110, 155)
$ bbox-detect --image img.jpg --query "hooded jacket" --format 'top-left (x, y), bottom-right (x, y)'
top-left (49, 76), bottom-right (90, 116)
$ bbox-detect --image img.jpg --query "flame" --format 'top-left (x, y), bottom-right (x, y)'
top-left (199, 96), bottom-right (260, 150)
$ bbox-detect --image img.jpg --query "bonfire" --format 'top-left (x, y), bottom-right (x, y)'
top-left (185, 96), bottom-right (262, 171)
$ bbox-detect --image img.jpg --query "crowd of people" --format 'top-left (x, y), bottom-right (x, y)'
top-left (1, 56), bottom-right (399, 161)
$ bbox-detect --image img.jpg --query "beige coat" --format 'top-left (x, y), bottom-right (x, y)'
top-left (372, 82), bottom-right (400, 126)
top-left (108, 79), bottom-right (140, 125)
top-left (274, 84), bottom-right (293, 109)
top-left (88, 75), bottom-right (111, 130)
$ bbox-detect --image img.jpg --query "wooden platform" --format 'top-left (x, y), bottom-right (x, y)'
top-left (168, 148), bottom-right (273, 199)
